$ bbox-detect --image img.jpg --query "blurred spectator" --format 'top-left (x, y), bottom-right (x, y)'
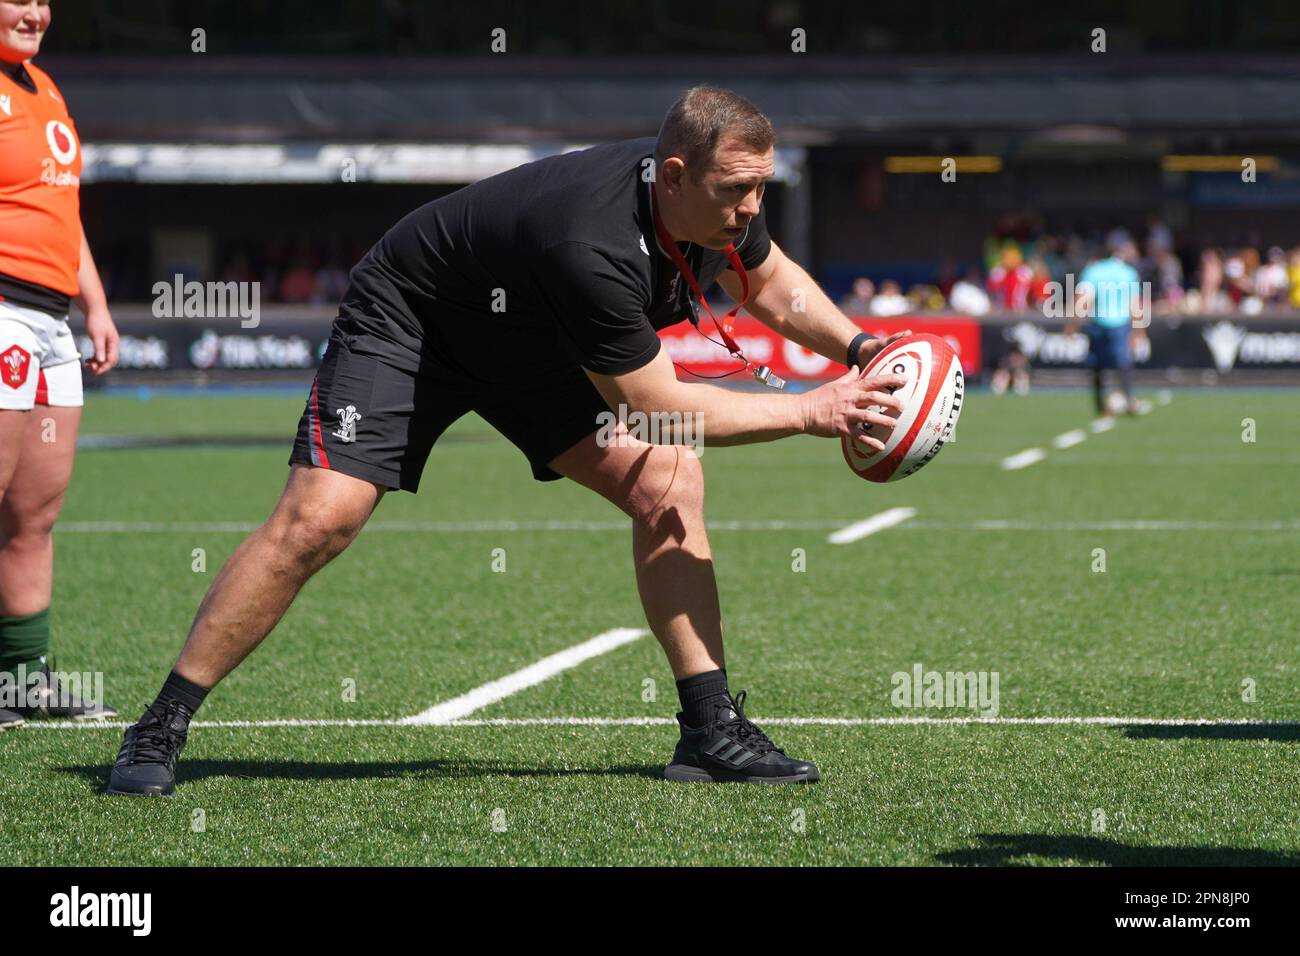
top-left (1255, 247), bottom-right (1289, 306)
top-left (1062, 235), bottom-right (1090, 281)
top-left (1198, 249), bottom-right (1227, 313)
top-left (1104, 226), bottom-right (1133, 253)
top-left (1289, 249), bottom-right (1300, 309)
top-left (311, 259), bottom-right (351, 305)
top-left (1152, 249), bottom-right (1184, 311)
top-left (85, 212), bottom-right (1300, 316)
top-left (869, 280), bottom-right (910, 316)
top-left (935, 259), bottom-right (957, 299)
top-left (1027, 258), bottom-right (1054, 310)
top-left (1224, 249), bottom-right (1255, 310)
top-left (838, 276), bottom-right (875, 315)
top-left (990, 345), bottom-right (1030, 395)
top-left (949, 269), bottom-right (991, 315)
top-left (278, 258), bottom-right (316, 304)
top-left (1030, 236), bottom-right (1065, 283)
top-left (987, 245), bottom-right (1033, 311)
top-left (1145, 216), bottom-right (1173, 255)
top-left (907, 283), bottom-right (947, 311)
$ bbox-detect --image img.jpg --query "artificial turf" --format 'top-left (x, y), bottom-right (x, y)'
top-left (4, 386), bottom-right (1297, 865)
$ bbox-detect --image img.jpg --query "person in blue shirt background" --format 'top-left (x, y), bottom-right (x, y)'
top-left (1068, 237), bottom-right (1147, 415)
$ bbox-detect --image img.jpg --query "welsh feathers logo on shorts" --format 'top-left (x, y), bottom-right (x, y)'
top-left (1, 345), bottom-right (32, 389)
top-left (333, 404), bottom-right (362, 443)
top-left (45, 119), bottom-right (77, 165)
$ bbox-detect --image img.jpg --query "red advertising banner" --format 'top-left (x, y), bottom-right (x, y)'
top-left (659, 315), bottom-right (982, 381)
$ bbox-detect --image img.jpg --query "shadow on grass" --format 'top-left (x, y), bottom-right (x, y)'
top-left (936, 834), bottom-right (1299, 867)
top-left (63, 759), bottom-right (665, 791)
top-left (1122, 724), bottom-right (1300, 742)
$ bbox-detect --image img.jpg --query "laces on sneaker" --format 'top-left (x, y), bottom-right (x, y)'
top-left (125, 700), bottom-right (190, 765)
top-left (717, 690), bottom-right (780, 755)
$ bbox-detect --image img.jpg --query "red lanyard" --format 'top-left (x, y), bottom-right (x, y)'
top-left (649, 183), bottom-right (783, 388)
top-left (650, 182), bottom-right (751, 364)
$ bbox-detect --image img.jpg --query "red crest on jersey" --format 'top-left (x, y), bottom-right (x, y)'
top-left (1, 344), bottom-right (32, 388)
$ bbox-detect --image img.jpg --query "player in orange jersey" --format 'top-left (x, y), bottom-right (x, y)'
top-left (0, 0), bottom-right (119, 728)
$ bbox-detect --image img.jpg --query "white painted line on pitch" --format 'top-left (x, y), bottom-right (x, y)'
top-left (1052, 429), bottom-right (1087, 450)
top-left (827, 507), bottom-right (917, 544)
top-left (1156, 389), bottom-right (1172, 406)
top-left (57, 521), bottom-right (263, 533)
top-left (399, 627), bottom-right (648, 726)
top-left (1007, 393), bottom-right (1168, 470)
top-left (14, 718), bottom-right (403, 729)
top-left (55, 519), bottom-right (850, 535)
top-left (23, 715), bottom-right (1300, 730)
top-left (445, 716), bottom-right (1300, 728)
top-left (50, 517), bottom-right (1300, 536)
top-left (1000, 448), bottom-right (1047, 471)
top-left (948, 519), bottom-right (1300, 532)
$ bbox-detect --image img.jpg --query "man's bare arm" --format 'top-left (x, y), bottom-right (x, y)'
top-left (585, 346), bottom-right (904, 449)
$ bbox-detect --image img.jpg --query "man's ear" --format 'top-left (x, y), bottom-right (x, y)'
top-left (659, 156), bottom-right (686, 195)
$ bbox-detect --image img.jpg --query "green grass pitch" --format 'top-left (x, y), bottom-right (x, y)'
top-left (3, 385), bottom-right (1297, 865)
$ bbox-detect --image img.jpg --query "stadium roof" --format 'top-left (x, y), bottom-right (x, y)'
top-left (43, 54), bottom-right (1300, 144)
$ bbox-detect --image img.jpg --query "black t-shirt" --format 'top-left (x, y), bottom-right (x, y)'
top-left (337, 137), bottom-right (772, 383)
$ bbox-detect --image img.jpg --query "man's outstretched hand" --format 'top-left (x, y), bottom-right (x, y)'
top-left (799, 365), bottom-right (906, 450)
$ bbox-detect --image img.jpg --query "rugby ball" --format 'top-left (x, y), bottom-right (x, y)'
top-left (841, 333), bottom-right (964, 482)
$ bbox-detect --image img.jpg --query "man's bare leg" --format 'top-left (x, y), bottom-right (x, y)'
top-left (0, 408), bottom-right (30, 504)
top-left (175, 464), bottom-right (384, 688)
top-left (549, 423), bottom-right (818, 783)
top-left (0, 407), bottom-right (113, 720)
top-left (106, 463), bottom-right (383, 795)
top-left (549, 423), bottom-right (722, 679)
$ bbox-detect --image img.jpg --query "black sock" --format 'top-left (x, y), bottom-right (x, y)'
top-left (1093, 370), bottom-right (1105, 413)
top-left (150, 669), bottom-right (209, 718)
top-left (677, 669), bottom-right (731, 727)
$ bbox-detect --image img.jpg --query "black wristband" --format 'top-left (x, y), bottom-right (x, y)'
top-left (847, 332), bottom-right (873, 369)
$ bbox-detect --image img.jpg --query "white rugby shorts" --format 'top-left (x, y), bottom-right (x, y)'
top-left (0, 300), bottom-right (84, 409)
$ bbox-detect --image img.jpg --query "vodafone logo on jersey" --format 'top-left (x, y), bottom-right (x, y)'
top-left (45, 119), bottom-right (77, 165)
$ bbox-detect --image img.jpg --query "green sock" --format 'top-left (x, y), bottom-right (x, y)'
top-left (0, 608), bottom-right (51, 678)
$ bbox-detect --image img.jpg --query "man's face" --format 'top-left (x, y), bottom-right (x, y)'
top-left (663, 136), bottom-right (774, 250)
top-left (0, 0), bottom-right (50, 64)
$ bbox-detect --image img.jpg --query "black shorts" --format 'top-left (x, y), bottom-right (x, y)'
top-left (290, 330), bottom-right (612, 492)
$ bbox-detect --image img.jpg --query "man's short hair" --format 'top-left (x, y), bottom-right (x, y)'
top-left (654, 86), bottom-right (776, 181)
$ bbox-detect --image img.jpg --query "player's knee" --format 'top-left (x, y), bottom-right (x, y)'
top-left (0, 491), bottom-right (63, 543)
top-left (623, 445), bottom-right (704, 528)
top-left (272, 505), bottom-right (362, 564)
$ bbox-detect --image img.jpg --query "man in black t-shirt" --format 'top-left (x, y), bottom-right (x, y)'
top-left (309, 133), bottom-right (780, 486)
top-left (108, 87), bottom-right (910, 793)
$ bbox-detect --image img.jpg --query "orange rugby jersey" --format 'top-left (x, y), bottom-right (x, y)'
top-left (0, 61), bottom-right (82, 296)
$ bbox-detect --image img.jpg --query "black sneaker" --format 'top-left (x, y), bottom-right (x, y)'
top-left (664, 690), bottom-right (820, 784)
top-left (104, 700), bottom-right (192, 797)
top-left (0, 707), bottom-right (22, 731)
top-left (9, 665), bottom-right (118, 720)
